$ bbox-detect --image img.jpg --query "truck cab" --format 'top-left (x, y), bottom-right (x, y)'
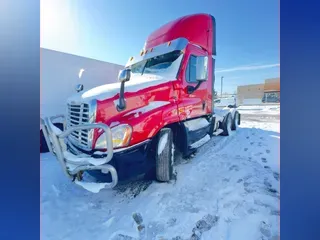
top-left (41, 13), bottom-right (240, 192)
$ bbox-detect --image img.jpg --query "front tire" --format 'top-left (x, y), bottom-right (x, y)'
top-left (155, 128), bottom-right (174, 182)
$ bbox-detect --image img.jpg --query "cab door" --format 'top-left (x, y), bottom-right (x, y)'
top-left (178, 45), bottom-right (209, 120)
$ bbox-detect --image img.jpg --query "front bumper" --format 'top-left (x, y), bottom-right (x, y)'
top-left (84, 139), bottom-right (153, 182)
top-left (41, 115), bottom-right (118, 191)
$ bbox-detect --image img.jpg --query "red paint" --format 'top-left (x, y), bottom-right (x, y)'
top-left (145, 13), bottom-right (215, 55)
top-left (93, 14), bottom-right (216, 150)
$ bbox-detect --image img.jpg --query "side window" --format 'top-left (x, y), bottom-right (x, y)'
top-left (186, 55), bottom-right (197, 83)
top-left (186, 55), bottom-right (208, 83)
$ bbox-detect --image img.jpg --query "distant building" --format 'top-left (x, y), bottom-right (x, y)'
top-left (237, 78), bottom-right (280, 105)
top-left (263, 78), bottom-right (280, 103)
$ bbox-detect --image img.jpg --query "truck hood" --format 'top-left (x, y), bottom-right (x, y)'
top-left (67, 74), bottom-right (174, 103)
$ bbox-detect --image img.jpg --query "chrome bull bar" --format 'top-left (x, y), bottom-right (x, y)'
top-left (40, 115), bottom-right (118, 190)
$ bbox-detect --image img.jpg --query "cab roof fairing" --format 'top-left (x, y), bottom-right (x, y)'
top-left (125, 37), bottom-right (188, 68)
top-left (145, 13), bottom-right (216, 56)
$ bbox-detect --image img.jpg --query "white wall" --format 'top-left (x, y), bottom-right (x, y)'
top-left (242, 98), bottom-right (263, 105)
top-left (40, 48), bottom-right (124, 118)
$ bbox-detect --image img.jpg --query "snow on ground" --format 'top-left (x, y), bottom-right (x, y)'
top-left (41, 111), bottom-right (280, 240)
top-left (237, 105), bottom-right (280, 115)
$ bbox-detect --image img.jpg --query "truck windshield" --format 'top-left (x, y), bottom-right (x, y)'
top-left (130, 50), bottom-right (183, 78)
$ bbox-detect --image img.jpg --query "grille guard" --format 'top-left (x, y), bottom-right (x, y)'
top-left (40, 115), bottom-right (118, 190)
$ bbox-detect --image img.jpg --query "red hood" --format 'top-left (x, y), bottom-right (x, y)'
top-left (92, 76), bottom-right (178, 148)
top-left (95, 78), bottom-right (175, 125)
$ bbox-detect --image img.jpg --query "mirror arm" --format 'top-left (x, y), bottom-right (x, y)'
top-left (187, 80), bottom-right (203, 94)
top-left (117, 81), bottom-right (126, 112)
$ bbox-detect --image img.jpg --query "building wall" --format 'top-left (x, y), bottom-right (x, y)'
top-left (264, 77), bottom-right (280, 92)
top-left (41, 48), bottom-right (124, 118)
top-left (237, 84), bottom-right (265, 105)
top-left (237, 78), bottom-right (280, 105)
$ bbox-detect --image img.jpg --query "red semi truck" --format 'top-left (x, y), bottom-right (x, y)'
top-left (41, 13), bottom-right (240, 192)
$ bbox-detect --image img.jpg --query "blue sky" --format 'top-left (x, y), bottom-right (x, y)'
top-left (41, 0), bottom-right (279, 94)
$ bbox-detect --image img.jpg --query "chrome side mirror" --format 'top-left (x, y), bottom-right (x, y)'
top-left (118, 69), bottom-right (131, 82)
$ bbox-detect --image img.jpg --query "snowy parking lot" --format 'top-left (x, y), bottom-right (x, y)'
top-left (41, 106), bottom-right (280, 240)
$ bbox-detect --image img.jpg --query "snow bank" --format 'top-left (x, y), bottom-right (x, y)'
top-left (237, 105), bottom-right (280, 111)
top-left (237, 105), bottom-right (280, 110)
top-left (237, 105), bottom-right (280, 115)
top-left (242, 98), bottom-right (262, 105)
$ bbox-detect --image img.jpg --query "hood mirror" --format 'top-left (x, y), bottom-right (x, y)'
top-left (118, 69), bottom-right (131, 82)
top-left (117, 68), bottom-right (131, 112)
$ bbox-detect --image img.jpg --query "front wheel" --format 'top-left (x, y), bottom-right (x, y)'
top-left (155, 128), bottom-right (174, 182)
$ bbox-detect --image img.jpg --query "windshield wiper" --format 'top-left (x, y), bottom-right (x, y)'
top-left (140, 59), bottom-right (150, 76)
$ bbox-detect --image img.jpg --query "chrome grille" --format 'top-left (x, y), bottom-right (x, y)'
top-left (67, 101), bottom-right (96, 151)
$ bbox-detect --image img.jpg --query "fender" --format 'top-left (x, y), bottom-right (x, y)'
top-left (92, 101), bottom-right (180, 149)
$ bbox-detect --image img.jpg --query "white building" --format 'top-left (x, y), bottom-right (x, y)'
top-left (41, 48), bottom-right (124, 119)
top-left (40, 48), bottom-right (124, 151)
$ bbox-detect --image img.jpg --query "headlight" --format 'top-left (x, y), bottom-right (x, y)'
top-left (95, 124), bottom-right (132, 149)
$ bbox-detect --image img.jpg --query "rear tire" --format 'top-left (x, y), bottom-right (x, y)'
top-left (155, 128), bottom-right (174, 182)
top-left (232, 111), bottom-right (240, 131)
top-left (221, 113), bottom-right (232, 136)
